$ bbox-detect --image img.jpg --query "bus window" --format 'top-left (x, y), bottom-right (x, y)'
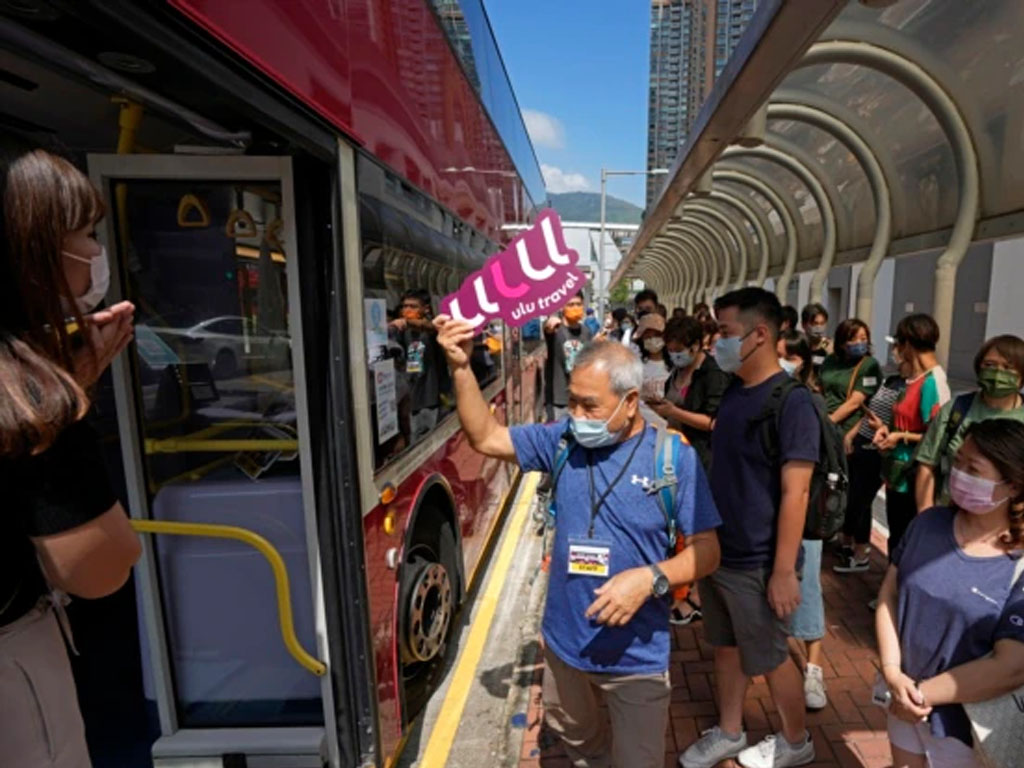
top-left (359, 174), bottom-right (501, 470)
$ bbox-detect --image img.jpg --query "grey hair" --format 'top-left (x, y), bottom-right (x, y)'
top-left (573, 341), bottom-right (644, 395)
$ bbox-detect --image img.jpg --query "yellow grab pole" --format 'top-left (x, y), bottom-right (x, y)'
top-left (129, 519), bottom-right (327, 677)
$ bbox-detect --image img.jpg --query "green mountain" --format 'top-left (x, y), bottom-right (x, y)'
top-left (548, 192), bottom-right (643, 225)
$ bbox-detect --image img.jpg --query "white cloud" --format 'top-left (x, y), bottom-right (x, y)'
top-left (522, 109), bottom-right (565, 149)
top-left (541, 164), bottom-right (591, 193)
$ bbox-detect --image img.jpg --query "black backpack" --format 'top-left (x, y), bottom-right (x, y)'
top-left (750, 378), bottom-right (849, 541)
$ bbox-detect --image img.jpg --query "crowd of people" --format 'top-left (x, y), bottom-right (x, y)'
top-left (435, 285), bottom-right (1024, 768)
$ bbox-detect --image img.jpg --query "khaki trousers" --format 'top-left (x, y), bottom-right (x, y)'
top-left (0, 602), bottom-right (91, 768)
top-left (542, 646), bottom-right (671, 768)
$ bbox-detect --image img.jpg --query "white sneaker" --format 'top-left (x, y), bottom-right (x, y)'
top-left (738, 733), bottom-right (815, 768)
top-left (679, 726), bottom-right (748, 768)
top-left (804, 663), bottom-right (827, 711)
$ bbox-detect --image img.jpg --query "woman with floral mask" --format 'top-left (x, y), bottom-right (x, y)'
top-left (0, 148), bottom-right (138, 766)
top-left (634, 312), bottom-right (671, 420)
top-left (875, 419), bottom-right (1024, 768)
top-left (916, 335), bottom-right (1024, 511)
top-left (820, 318), bottom-right (882, 439)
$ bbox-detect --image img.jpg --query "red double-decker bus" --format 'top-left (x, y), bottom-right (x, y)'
top-left (0, 1), bottom-right (547, 765)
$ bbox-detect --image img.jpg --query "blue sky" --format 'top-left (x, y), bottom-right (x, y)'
top-left (486, 1), bottom-right (651, 207)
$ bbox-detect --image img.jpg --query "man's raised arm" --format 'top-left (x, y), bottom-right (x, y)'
top-left (434, 315), bottom-right (517, 461)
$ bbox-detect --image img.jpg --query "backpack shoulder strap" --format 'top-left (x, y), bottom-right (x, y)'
top-left (651, 424), bottom-right (680, 549)
top-left (754, 378), bottom-right (803, 464)
top-left (548, 426), bottom-right (575, 519)
top-left (940, 392), bottom-right (975, 454)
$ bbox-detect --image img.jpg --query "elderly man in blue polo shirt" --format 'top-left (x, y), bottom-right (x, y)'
top-left (434, 315), bottom-right (721, 768)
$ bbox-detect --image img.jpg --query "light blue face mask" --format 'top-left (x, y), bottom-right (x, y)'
top-left (779, 358), bottom-right (800, 378)
top-left (669, 350), bottom-right (694, 369)
top-left (714, 329), bottom-right (754, 374)
top-left (571, 394), bottom-right (629, 449)
top-left (847, 342), bottom-right (868, 359)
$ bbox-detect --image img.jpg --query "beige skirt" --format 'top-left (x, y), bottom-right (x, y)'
top-left (0, 600), bottom-right (90, 768)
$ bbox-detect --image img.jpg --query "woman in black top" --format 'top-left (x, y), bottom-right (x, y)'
top-left (0, 148), bottom-right (139, 767)
top-left (650, 316), bottom-right (730, 473)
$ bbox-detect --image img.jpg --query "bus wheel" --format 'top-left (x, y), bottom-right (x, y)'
top-left (399, 521), bottom-right (459, 718)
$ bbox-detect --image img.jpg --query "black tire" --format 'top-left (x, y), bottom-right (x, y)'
top-left (213, 348), bottom-right (237, 380)
top-left (399, 521), bottom-right (460, 720)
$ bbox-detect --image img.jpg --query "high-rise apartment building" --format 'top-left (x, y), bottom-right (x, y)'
top-left (645, 0), bottom-right (759, 207)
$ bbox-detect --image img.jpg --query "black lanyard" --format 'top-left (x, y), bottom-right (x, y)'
top-left (586, 427), bottom-right (646, 538)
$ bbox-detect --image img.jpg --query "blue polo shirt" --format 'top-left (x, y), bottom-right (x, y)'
top-left (511, 421), bottom-right (721, 674)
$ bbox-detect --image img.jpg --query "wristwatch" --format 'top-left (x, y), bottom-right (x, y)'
top-left (649, 564), bottom-right (670, 598)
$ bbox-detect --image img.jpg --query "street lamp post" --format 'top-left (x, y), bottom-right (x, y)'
top-left (598, 168), bottom-right (668, 319)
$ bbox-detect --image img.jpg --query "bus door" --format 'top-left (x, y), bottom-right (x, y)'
top-left (88, 154), bottom-right (338, 768)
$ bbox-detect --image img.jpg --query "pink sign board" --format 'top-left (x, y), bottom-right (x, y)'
top-left (439, 209), bottom-right (586, 331)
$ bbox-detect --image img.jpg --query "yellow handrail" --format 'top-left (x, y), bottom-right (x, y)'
top-left (144, 438), bottom-right (299, 454)
top-left (130, 519), bottom-right (327, 677)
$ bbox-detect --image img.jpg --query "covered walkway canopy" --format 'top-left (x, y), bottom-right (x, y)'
top-left (613, 0), bottom-right (1024, 364)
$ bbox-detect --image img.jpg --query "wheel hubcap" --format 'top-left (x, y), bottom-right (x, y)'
top-left (406, 562), bottom-right (452, 662)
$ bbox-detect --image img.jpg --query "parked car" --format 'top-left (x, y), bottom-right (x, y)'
top-left (144, 316), bottom-right (291, 379)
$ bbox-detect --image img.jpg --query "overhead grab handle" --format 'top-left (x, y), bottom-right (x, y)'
top-left (177, 193), bottom-right (211, 228)
top-left (129, 519), bottom-right (327, 677)
top-left (225, 208), bottom-right (258, 238)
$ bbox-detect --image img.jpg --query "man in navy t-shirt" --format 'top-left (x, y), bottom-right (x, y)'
top-left (433, 315), bottom-right (721, 768)
top-left (680, 288), bottom-right (820, 768)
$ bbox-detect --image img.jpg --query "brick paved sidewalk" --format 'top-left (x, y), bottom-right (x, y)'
top-left (518, 530), bottom-right (892, 768)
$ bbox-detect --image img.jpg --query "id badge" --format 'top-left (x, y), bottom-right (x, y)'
top-left (567, 537), bottom-right (611, 577)
top-left (407, 341), bottom-right (425, 374)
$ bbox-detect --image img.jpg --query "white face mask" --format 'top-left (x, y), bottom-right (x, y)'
top-left (62, 245), bottom-right (110, 313)
top-left (643, 337), bottom-right (665, 354)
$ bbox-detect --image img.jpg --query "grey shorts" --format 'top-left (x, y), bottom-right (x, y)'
top-left (699, 565), bottom-right (791, 677)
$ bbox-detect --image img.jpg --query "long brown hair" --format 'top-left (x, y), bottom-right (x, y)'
top-left (0, 147), bottom-right (101, 455)
top-left (961, 419), bottom-right (1024, 548)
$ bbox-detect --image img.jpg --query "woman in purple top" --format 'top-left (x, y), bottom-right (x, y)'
top-left (875, 419), bottom-right (1024, 768)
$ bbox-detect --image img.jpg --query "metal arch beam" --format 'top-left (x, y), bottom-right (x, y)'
top-left (768, 101), bottom-right (894, 323)
top-left (676, 227), bottom-right (718, 305)
top-left (706, 188), bottom-right (773, 286)
top-left (668, 225), bottom-right (717, 305)
top-left (712, 171), bottom-right (793, 286)
top-left (679, 216), bottom-right (732, 301)
top-left (644, 240), bottom-right (689, 297)
top-left (649, 237), bottom-right (697, 309)
top-left (653, 234), bottom-right (703, 309)
top-left (772, 86), bottom-right (907, 233)
top-left (685, 201), bottom-right (749, 292)
top-left (799, 40), bottom-right (981, 366)
top-left (646, 238), bottom-right (697, 306)
top-left (638, 257), bottom-right (675, 298)
top-left (724, 144), bottom-right (837, 305)
top-left (644, 244), bottom-right (692, 306)
top-left (712, 168), bottom-right (799, 302)
top-left (636, 257), bottom-right (671, 298)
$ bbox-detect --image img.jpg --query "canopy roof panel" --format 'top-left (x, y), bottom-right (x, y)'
top-left (618, 0), bottom-right (1024, 301)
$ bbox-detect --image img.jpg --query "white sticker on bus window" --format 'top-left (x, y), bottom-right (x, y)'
top-left (373, 358), bottom-right (399, 443)
top-left (862, 376), bottom-right (878, 387)
top-left (365, 298), bottom-right (388, 363)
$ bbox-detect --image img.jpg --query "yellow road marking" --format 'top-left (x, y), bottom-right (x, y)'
top-left (418, 471), bottom-right (541, 768)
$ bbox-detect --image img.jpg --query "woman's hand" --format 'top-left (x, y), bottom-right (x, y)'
top-left (649, 399), bottom-right (674, 419)
top-left (843, 429), bottom-right (856, 456)
top-left (876, 430), bottom-right (902, 452)
top-left (872, 425), bottom-right (896, 452)
top-left (885, 670), bottom-right (932, 723)
top-left (72, 301), bottom-right (134, 387)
